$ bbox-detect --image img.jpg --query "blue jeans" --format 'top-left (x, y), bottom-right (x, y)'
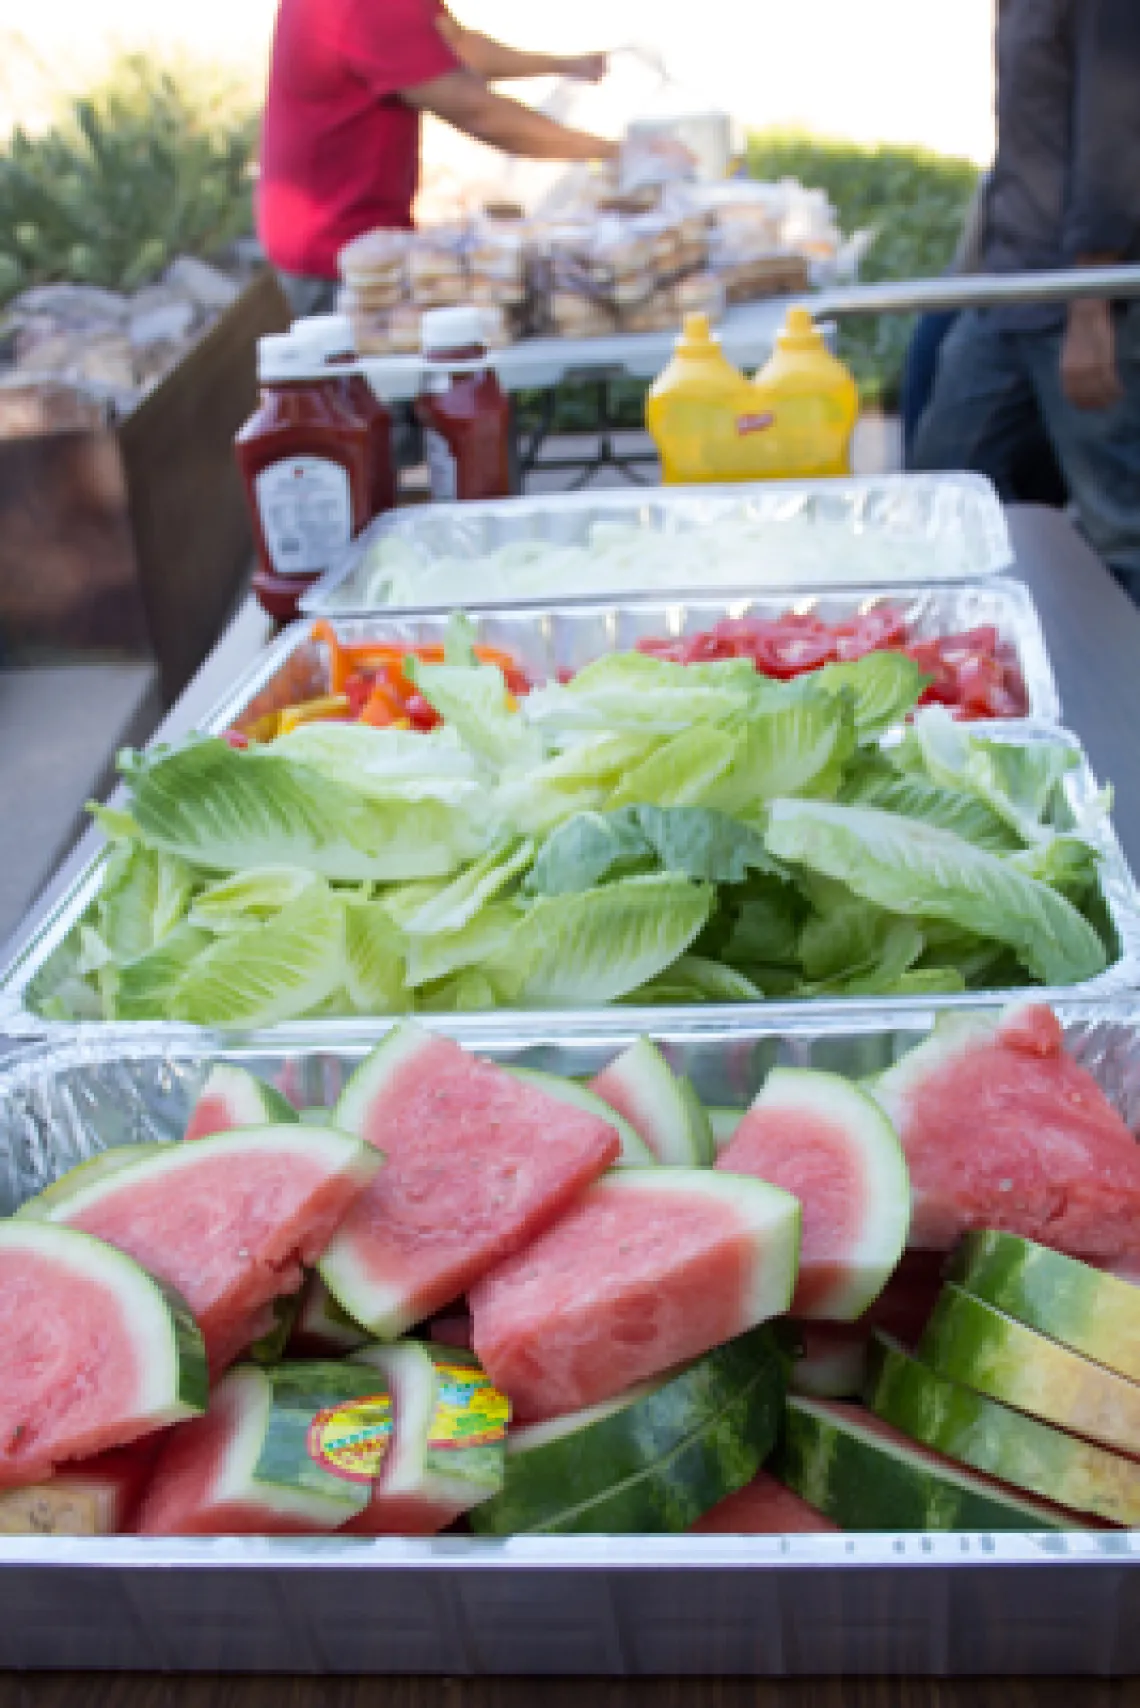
top-left (911, 305), bottom-right (1140, 590)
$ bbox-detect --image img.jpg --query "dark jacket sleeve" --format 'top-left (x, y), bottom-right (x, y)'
top-left (1063, 0), bottom-right (1140, 259)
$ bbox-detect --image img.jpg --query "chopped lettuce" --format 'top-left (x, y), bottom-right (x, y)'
top-left (189, 866), bottom-right (319, 934)
top-left (168, 883), bottom-right (346, 1026)
top-left (343, 898), bottom-right (406, 1013)
top-left (525, 805), bottom-right (783, 897)
top-left (408, 659), bottom-right (543, 772)
top-left (766, 797), bottom-right (1108, 986)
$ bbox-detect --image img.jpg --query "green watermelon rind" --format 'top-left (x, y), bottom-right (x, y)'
top-left (291, 1273), bottom-right (372, 1356)
top-left (916, 1283), bottom-right (1140, 1460)
top-left (946, 1229), bottom-right (1140, 1385)
top-left (351, 1340), bottom-right (506, 1518)
top-left (724, 1066), bottom-right (911, 1323)
top-left (866, 1331), bottom-right (1140, 1528)
top-left (774, 1394), bottom-right (1070, 1532)
top-left (707, 1108), bottom-right (744, 1154)
top-left (0, 1219), bottom-right (209, 1463)
top-left (506, 1065), bottom-right (654, 1167)
top-left (14, 1143), bottom-right (172, 1223)
top-left (589, 1038), bottom-right (713, 1167)
top-left (470, 1324), bottom-right (787, 1536)
top-left (186, 1062), bottom-right (298, 1137)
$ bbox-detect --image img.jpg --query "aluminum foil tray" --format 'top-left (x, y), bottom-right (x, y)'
top-left (1, 1001), bottom-right (1139, 1677)
top-left (302, 473), bottom-right (1013, 618)
top-left (222, 577), bottom-right (1059, 736)
top-left (1, 721), bottom-right (1135, 1048)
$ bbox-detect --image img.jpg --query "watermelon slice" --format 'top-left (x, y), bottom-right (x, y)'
top-left (946, 1229), bottom-right (1140, 1385)
top-left (471, 1326), bottom-right (788, 1535)
top-left (0, 1220), bottom-right (207, 1487)
top-left (917, 1283), bottom-right (1140, 1460)
top-left (343, 1341), bottom-right (508, 1535)
top-left (716, 1068), bottom-right (910, 1321)
top-left (773, 1396), bottom-right (1071, 1531)
top-left (469, 1169), bottom-right (800, 1422)
top-left (15, 1143), bottom-right (170, 1222)
top-left (691, 1470), bottom-right (840, 1534)
top-left (707, 1109), bottom-right (744, 1154)
top-left (0, 1441), bottom-right (160, 1536)
top-left (320, 1024), bottom-right (621, 1340)
top-left (789, 1321), bottom-right (870, 1398)
top-left (44, 1125), bottom-right (381, 1374)
top-left (427, 1309), bottom-right (474, 1351)
top-left (872, 1005), bottom-right (1140, 1261)
top-left (182, 1061), bottom-right (297, 1141)
top-left (862, 1249), bottom-right (945, 1347)
top-left (136, 1361), bottom-right (393, 1535)
top-left (589, 1039), bottom-right (713, 1166)
top-left (867, 1332), bottom-right (1138, 1528)
top-left (505, 1066), bottom-right (653, 1166)
top-left (289, 1273), bottom-right (371, 1358)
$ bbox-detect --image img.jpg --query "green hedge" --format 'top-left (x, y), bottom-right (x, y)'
top-left (746, 130), bottom-right (980, 405)
top-left (0, 54), bottom-right (258, 307)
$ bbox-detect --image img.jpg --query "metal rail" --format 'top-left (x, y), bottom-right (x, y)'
top-left (815, 264), bottom-right (1140, 320)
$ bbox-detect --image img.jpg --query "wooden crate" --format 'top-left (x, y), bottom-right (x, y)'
top-left (0, 270), bottom-right (289, 703)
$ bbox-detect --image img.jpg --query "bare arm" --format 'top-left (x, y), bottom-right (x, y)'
top-left (402, 68), bottom-right (618, 162)
top-left (435, 14), bottom-right (606, 83)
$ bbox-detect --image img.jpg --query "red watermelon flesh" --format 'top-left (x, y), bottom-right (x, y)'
top-left (862, 1253), bottom-right (944, 1347)
top-left (183, 1094), bottom-right (239, 1144)
top-left (0, 1228), bottom-right (204, 1488)
top-left (719, 1108), bottom-right (860, 1316)
top-left (469, 1170), bottom-right (799, 1422)
top-left (50, 1127), bottom-right (380, 1375)
top-left (321, 1028), bottom-right (621, 1339)
top-left (874, 1006), bottom-right (1140, 1260)
top-left (691, 1470), bottom-right (839, 1534)
top-left (427, 1310), bottom-right (474, 1351)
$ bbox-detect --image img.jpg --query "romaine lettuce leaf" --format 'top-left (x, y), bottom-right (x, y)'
top-left (625, 956), bottom-right (765, 1004)
top-left (114, 924), bottom-right (214, 1021)
top-left (766, 797), bottom-right (1108, 986)
top-left (700, 695), bottom-right (855, 817)
top-left (895, 707), bottom-right (1077, 843)
top-left (402, 838), bottom-right (534, 935)
top-left (812, 650), bottom-right (928, 739)
top-left (606, 723), bottom-right (739, 810)
top-left (190, 866), bottom-right (318, 934)
top-left (273, 721), bottom-right (476, 788)
top-left (525, 806), bottom-right (783, 897)
top-left (408, 659), bottom-right (543, 772)
top-left (484, 874), bottom-right (714, 1004)
top-left (168, 883), bottom-right (346, 1026)
top-left (404, 901), bottom-right (521, 990)
top-left (799, 904), bottom-right (924, 985)
top-left (123, 737), bottom-right (489, 881)
top-left (841, 768), bottom-right (1021, 852)
top-left (522, 651), bottom-right (757, 735)
top-left (96, 841), bottom-right (196, 964)
top-left (343, 898), bottom-right (406, 1013)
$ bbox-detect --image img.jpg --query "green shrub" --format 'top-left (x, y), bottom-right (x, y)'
top-left (746, 130), bottom-right (981, 404)
top-left (0, 53), bottom-right (258, 306)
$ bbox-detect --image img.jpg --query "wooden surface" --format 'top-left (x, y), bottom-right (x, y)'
top-left (3, 1672), bottom-right (1140, 1706)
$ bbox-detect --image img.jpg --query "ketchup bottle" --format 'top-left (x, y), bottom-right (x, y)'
top-left (415, 307), bottom-right (512, 502)
top-left (235, 334), bottom-right (376, 623)
top-left (290, 316), bottom-right (398, 516)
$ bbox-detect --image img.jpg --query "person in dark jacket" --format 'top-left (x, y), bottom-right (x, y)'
top-left (910, 0), bottom-right (1140, 598)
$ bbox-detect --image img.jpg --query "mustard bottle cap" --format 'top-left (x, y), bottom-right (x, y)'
top-left (776, 306), bottom-right (825, 352)
top-left (675, 312), bottom-right (718, 354)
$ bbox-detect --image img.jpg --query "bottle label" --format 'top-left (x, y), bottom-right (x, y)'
top-left (424, 428), bottom-right (459, 501)
top-left (735, 411), bottom-right (776, 437)
top-left (254, 455), bottom-right (353, 575)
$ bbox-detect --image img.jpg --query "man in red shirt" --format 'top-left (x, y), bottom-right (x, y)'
top-left (258, 0), bottom-right (620, 311)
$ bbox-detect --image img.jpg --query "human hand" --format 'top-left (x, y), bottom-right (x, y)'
top-left (1061, 298), bottom-right (1124, 411)
top-left (564, 51), bottom-right (608, 82)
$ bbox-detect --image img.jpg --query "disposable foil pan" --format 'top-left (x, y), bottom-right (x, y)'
top-left (221, 576), bottom-right (1059, 735)
top-left (1, 721), bottom-right (1135, 1048)
top-left (1, 1002), bottom-right (1139, 1677)
top-left (302, 473), bottom-right (1013, 618)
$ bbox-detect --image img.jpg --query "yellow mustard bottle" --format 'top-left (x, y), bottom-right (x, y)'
top-left (750, 306), bottom-right (860, 478)
top-left (646, 313), bottom-right (782, 485)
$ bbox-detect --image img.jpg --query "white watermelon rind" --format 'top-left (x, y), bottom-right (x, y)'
top-left (589, 1038), bottom-right (713, 1166)
top-left (707, 1108), bottom-right (743, 1154)
top-left (870, 1010), bottom-right (998, 1144)
top-left (291, 1273), bottom-right (372, 1356)
top-left (41, 1123), bottom-right (381, 1226)
top-left (187, 1062), bottom-right (298, 1135)
top-left (789, 1324), bottom-right (870, 1399)
top-left (504, 1065), bottom-right (654, 1167)
top-left (731, 1067), bottom-right (911, 1323)
top-left (15, 1143), bottom-right (172, 1223)
top-left (0, 1220), bottom-right (209, 1474)
top-left (333, 1021), bottom-right (434, 1140)
top-left (351, 1340), bottom-right (506, 1521)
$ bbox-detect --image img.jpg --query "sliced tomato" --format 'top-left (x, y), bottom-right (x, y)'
top-left (833, 608), bottom-right (908, 660)
top-left (404, 693), bottom-right (442, 732)
top-left (221, 729), bottom-right (250, 750)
